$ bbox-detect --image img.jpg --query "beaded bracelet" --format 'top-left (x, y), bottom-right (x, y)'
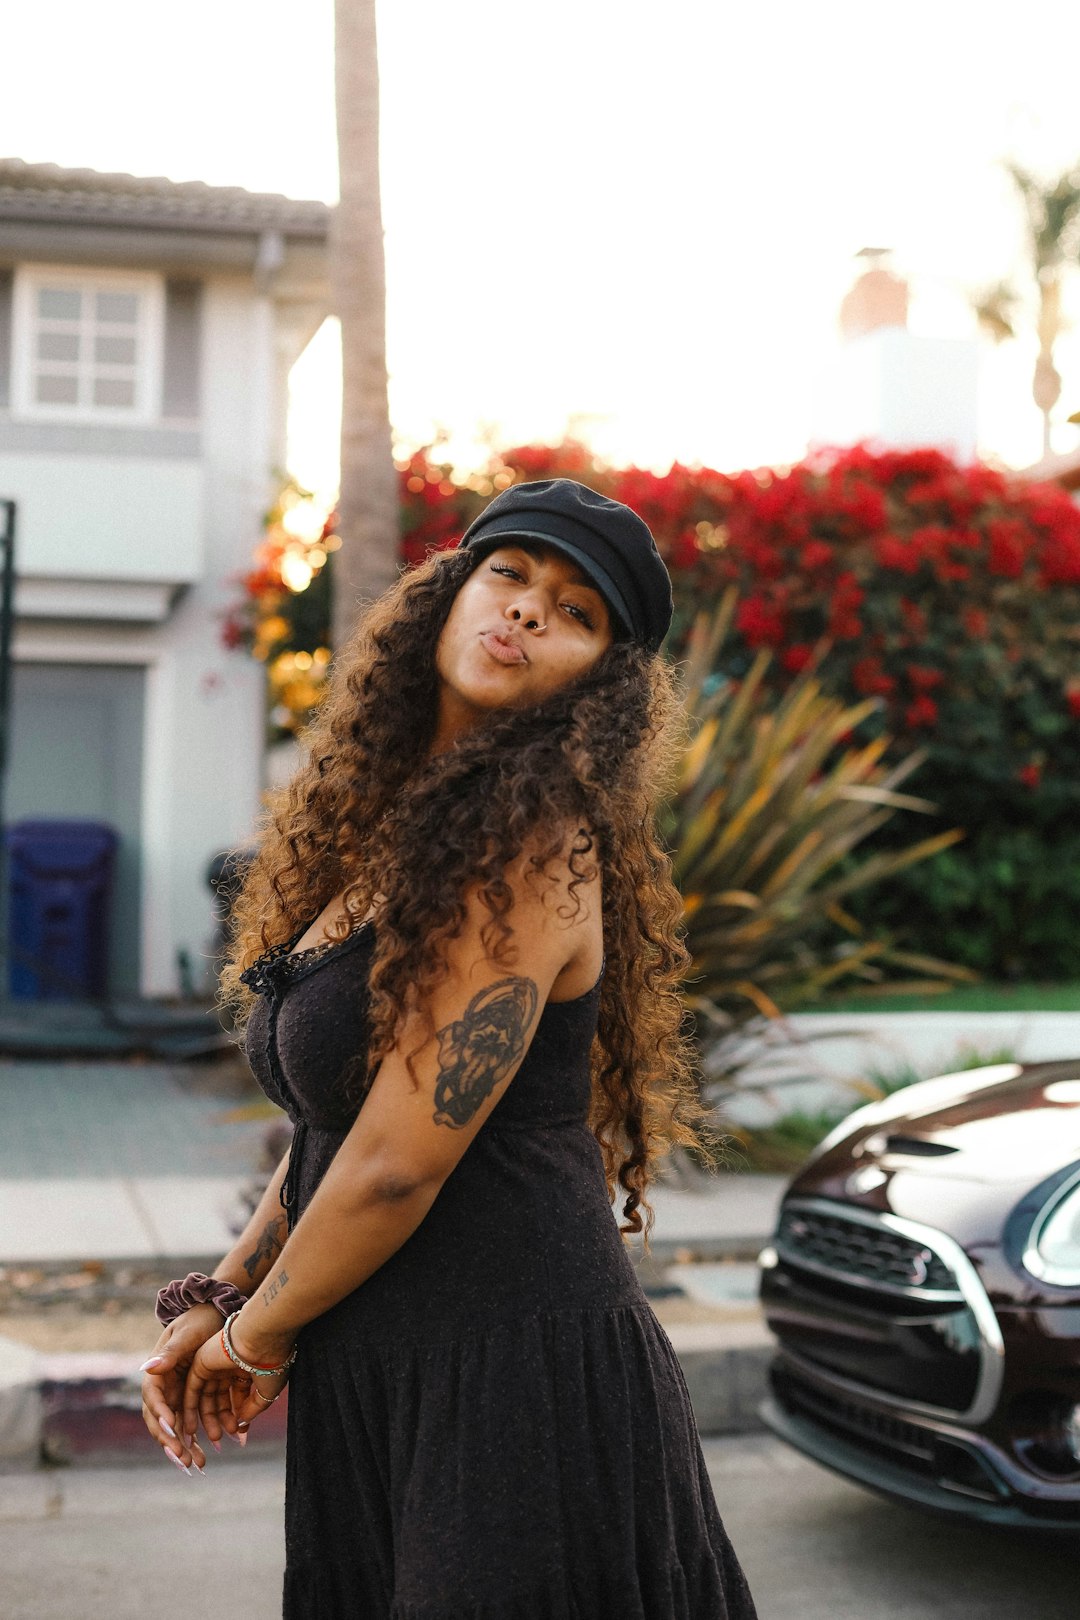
top-left (220, 1310), bottom-right (298, 1379)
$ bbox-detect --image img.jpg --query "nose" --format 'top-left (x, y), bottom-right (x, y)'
top-left (504, 589), bottom-right (546, 633)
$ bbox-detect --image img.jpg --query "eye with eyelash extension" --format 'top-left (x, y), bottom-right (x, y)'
top-left (488, 562), bottom-right (595, 629)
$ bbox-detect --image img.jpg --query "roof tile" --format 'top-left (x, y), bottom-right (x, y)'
top-left (0, 157), bottom-right (329, 237)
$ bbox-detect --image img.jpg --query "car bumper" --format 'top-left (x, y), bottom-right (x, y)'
top-left (761, 1369), bottom-right (1080, 1533)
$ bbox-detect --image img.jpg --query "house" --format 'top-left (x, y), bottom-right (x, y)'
top-left (819, 252), bottom-right (980, 460)
top-left (0, 158), bottom-right (331, 998)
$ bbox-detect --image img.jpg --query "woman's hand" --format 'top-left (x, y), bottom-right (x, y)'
top-left (180, 1318), bottom-right (293, 1451)
top-left (140, 1304), bottom-right (223, 1475)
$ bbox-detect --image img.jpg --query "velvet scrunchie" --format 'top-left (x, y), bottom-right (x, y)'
top-left (155, 1271), bottom-right (248, 1328)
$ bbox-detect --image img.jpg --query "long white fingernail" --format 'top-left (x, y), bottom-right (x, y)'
top-left (160, 1419), bottom-right (176, 1438)
top-left (167, 1451), bottom-right (193, 1477)
top-left (139, 1356), bottom-right (166, 1371)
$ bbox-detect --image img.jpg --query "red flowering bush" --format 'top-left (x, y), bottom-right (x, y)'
top-left (611, 444), bottom-right (1080, 977)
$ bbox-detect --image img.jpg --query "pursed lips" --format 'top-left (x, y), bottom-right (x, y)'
top-left (479, 631), bottom-right (528, 665)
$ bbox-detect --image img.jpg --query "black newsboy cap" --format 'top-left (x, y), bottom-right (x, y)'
top-left (458, 478), bottom-right (673, 653)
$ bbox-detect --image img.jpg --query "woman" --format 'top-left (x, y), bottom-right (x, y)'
top-left (140, 478), bottom-right (758, 1618)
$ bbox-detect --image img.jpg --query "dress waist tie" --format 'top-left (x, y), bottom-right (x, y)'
top-left (279, 1119), bottom-right (307, 1233)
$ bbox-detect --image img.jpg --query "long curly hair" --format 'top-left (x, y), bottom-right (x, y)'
top-left (220, 544), bottom-right (717, 1240)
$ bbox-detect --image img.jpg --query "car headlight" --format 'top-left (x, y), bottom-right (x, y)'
top-left (1024, 1168), bottom-right (1080, 1286)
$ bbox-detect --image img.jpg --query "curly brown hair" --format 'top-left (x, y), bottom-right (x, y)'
top-left (220, 544), bottom-right (717, 1240)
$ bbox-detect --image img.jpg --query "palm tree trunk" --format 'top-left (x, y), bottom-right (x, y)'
top-left (1033, 274), bottom-right (1063, 461)
top-left (330, 0), bottom-right (399, 651)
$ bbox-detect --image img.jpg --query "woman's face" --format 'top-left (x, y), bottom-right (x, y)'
top-left (432, 541), bottom-right (615, 743)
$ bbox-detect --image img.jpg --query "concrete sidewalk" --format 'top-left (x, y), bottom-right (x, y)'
top-left (0, 1056), bottom-right (785, 1267)
top-left (0, 1169), bottom-right (785, 1268)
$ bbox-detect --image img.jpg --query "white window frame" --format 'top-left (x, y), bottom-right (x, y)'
top-left (10, 263), bottom-right (164, 425)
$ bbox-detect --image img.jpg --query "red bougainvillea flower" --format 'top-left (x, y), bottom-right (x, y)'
top-left (827, 571), bottom-right (865, 640)
top-left (906, 665), bottom-right (946, 691)
top-left (904, 694), bottom-right (939, 729)
top-left (781, 643), bottom-right (815, 674)
top-left (875, 534), bottom-right (920, 574)
top-left (1018, 763), bottom-right (1042, 789)
top-left (799, 539), bottom-right (834, 572)
top-left (735, 595), bottom-right (787, 647)
top-left (852, 656), bottom-right (896, 697)
top-left (987, 520), bottom-right (1027, 579)
top-left (962, 606), bottom-right (990, 640)
top-left (1066, 686), bottom-right (1080, 720)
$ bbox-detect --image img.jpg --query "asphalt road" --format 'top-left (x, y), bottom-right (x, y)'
top-left (0, 1437), bottom-right (1075, 1619)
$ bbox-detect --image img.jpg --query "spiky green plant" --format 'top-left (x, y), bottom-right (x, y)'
top-left (665, 591), bottom-right (976, 1061)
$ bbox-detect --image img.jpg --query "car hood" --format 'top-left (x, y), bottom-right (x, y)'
top-left (785, 1059), bottom-right (1080, 1304)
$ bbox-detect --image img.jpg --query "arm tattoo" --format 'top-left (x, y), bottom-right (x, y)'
top-left (261, 1268), bottom-right (288, 1308)
top-left (242, 1215), bottom-right (285, 1280)
top-left (432, 976), bottom-right (538, 1129)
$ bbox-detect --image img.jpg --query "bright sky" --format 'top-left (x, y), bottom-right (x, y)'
top-left (6, 0), bottom-right (1080, 499)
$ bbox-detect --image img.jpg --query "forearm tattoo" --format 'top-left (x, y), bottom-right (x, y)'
top-left (432, 976), bottom-right (538, 1129)
top-left (242, 1214), bottom-right (285, 1280)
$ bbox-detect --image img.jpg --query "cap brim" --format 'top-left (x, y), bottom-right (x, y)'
top-left (463, 527), bottom-right (635, 640)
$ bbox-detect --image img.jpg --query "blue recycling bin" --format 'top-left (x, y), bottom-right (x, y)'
top-left (4, 819), bottom-right (119, 999)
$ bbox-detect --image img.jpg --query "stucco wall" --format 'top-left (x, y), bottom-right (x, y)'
top-left (137, 277), bottom-right (272, 996)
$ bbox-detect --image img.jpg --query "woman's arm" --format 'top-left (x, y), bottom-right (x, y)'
top-left (212, 1145), bottom-right (292, 1295)
top-left (139, 1147), bottom-right (291, 1471)
top-left (187, 842), bottom-right (597, 1396)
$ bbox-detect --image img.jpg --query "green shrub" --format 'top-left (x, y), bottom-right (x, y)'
top-left (665, 589), bottom-right (974, 1070)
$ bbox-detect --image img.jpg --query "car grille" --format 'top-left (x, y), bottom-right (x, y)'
top-left (773, 1367), bottom-right (1005, 1503)
top-left (777, 1204), bottom-right (961, 1299)
top-left (762, 1197), bottom-right (1002, 1421)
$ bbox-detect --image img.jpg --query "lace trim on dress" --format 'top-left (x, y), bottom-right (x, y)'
top-left (239, 918), bottom-right (374, 997)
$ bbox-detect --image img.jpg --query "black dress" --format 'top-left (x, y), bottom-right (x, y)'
top-left (242, 919), bottom-right (758, 1620)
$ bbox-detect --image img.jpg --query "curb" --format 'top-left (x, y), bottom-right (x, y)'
top-left (666, 1319), bottom-right (774, 1435)
top-left (0, 1339), bottom-right (288, 1472)
top-left (0, 1317), bottom-right (773, 1471)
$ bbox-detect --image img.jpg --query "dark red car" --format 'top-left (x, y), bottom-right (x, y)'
top-left (758, 1058), bottom-right (1080, 1529)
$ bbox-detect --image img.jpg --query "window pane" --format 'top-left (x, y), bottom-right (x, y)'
top-left (96, 291), bottom-right (138, 325)
top-left (93, 377), bottom-right (136, 408)
top-left (37, 331), bottom-right (80, 363)
top-left (35, 374), bottom-right (79, 405)
top-left (94, 334), bottom-right (137, 365)
top-left (38, 287), bottom-right (81, 320)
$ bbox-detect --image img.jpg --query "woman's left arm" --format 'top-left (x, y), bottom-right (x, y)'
top-left (182, 842), bottom-right (596, 1443)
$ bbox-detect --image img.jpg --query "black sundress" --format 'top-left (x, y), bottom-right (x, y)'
top-left (241, 919), bottom-right (758, 1620)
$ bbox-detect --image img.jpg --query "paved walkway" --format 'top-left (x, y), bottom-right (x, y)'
top-left (0, 1058), bottom-right (267, 1263)
top-left (0, 1057), bottom-right (785, 1265)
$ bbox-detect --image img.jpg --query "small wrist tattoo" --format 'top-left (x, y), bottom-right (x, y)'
top-left (261, 1267), bottom-right (289, 1309)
